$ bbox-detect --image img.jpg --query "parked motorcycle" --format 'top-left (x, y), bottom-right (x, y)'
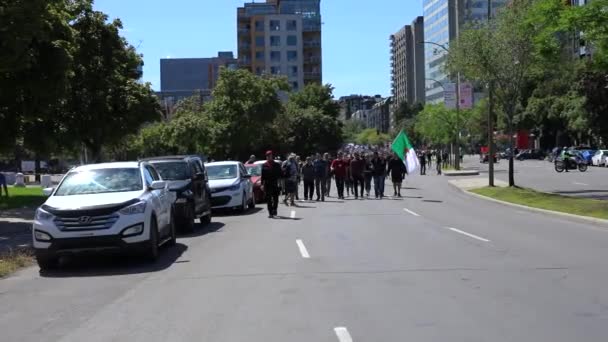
top-left (554, 156), bottom-right (588, 173)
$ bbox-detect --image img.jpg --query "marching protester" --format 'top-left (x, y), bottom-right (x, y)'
top-left (436, 151), bottom-right (443, 175)
top-left (419, 151), bottom-right (427, 175)
top-left (344, 153), bottom-right (353, 197)
top-left (330, 152), bottom-right (348, 199)
top-left (324, 153), bottom-right (332, 197)
top-left (388, 152), bottom-right (406, 197)
top-left (363, 154), bottom-right (373, 197)
top-left (295, 155), bottom-right (302, 201)
top-left (301, 156), bottom-right (315, 201)
top-left (371, 151), bottom-right (387, 199)
top-left (282, 153), bottom-right (298, 206)
top-left (349, 152), bottom-right (365, 199)
top-left (245, 154), bottom-right (256, 165)
top-left (313, 153), bottom-right (328, 201)
top-left (261, 151), bottom-right (282, 218)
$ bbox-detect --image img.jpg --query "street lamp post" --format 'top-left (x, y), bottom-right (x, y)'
top-left (487, 0), bottom-right (495, 187)
top-left (420, 40), bottom-right (461, 170)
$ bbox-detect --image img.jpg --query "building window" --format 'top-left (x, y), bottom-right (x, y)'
top-left (287, 35), bottom-right (297, 46)
top-left (271, 66), bottom-right (281, 75)
top-left (255, 20), bottom-right (264, 32)
top-left (255, 36), bottom-right (265, 46)
top-left (270, 36), bottom-right (281, 46)
top-left (269, 20), bottom-right (280, 31)
top-left (287, 20), bottom-right (297, 31)
top-left (289, 66), bottom-right (298, 76)
top-left (255, 51), bottom-right (265, 60)
top-left (292, 81), bottom-right (299, 90)
top-left (270, 51), bottom-right (281, 62)
top-left (287, 50), bottom-right (297, 62)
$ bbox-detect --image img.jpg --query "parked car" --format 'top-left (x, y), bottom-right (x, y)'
top-left (516, 149), bottom-right (546, 160)
top-left (579, 149), bottom-right (596, 165)
top-left (245, 163), bottom-right (264, 203)
top-left (206, 161), bottom-right (255, 212)
top-left (32, 162), bottom-right (176, 270)
top-left (144, 155), bottom-right (212, 233)
top-left (591, 150), bottom-right (608, 166)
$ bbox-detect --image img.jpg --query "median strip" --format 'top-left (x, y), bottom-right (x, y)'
top-left (471, 187), bottom-right (608, 221)
top-left (0, 250), bottom-right (34, 278)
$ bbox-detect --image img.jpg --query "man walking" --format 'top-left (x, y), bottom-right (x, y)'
top-left (313, 153), bottom-right (328, 201)
top-left (301, 157), bottom-right (315, 201)
top-left (324, 153), bottom-right (332, 197)
top-left (245, 154), bottom-right (256, 165)
top-left (371, 152), bottom-right (387, 199)
top-left (388, 153), bottom-right (406, 197)
top-left (363, 154), bottom-right (373, 197)
top-left (295, 155), bottom-right (302, 200)
top-left (261, 151), bottom-right (282, 218)
top-left (282, 153), bottom-right (298, 206)
top-left (349, 152), bottom-right (365, 199)
top-left (0, 172), bottom-right (8, 197)
top-left (436, 151), bottom-right (443, 175)
top-left (419, 152), bottom-right (427, 175)
top-left (331, 152), bottom-right (348, 199)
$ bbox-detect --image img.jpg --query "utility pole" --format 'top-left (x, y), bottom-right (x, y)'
top-left (487, 0), bottom-right (495, 187)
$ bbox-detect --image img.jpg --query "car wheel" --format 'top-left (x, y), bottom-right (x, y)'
top-left (248, 192), bottom-right (256, 209)
top-left (144, 217), bottom-right (159, 262)
top-left (239, 192), bottom-right (247, 213)
top-left (181, 204), bottom-right (195, 233)
top-left (35, 252), bottom-right (58, 270)
top-left (167, 210), bottom-right (177, 247)
top-left (200, 211), bottom-right (211, 226)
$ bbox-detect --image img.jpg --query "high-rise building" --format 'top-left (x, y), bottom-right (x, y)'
top-left (423, 0), bottom-right (508, 104)
top-left (160, 52), bottom-right (237, 93)
top-left (390, 16), bottom-right (425, 109)
top-left (338, 94), bottom-right (382, 120)
top-left (237, 0), bottom-right (322, 90)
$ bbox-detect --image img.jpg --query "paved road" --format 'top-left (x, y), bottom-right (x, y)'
top-left (1, 176), bottom-right (608, 341)
top-left (463, 155), bottom-right (608, 200)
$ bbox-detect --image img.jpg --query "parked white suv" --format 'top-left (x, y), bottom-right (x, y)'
top-left (32, 162), bottom-right (176, 270)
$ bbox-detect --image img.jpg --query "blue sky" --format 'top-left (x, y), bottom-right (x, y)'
top-left (94, 0), bottom-right (423, 98)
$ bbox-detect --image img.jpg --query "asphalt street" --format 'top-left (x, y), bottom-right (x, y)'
top-left (2, 175), bottom-right (608, 341)
top-left (463, 155), bottom-right (608, 200)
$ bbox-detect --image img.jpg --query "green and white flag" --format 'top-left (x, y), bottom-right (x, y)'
top-left (391, 130), bottom-right (420, 174)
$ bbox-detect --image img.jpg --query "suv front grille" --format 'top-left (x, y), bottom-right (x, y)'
top-left (54, 214), bottom-right (119, 231)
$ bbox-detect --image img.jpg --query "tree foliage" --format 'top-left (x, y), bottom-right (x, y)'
top-left (286, 83), bottom-right (341, 118)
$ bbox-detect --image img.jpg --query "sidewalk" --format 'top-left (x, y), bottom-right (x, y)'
top-left (0, 209), bottom-right (34, 253)
top-left (448, 177), bottom-right (508, 190)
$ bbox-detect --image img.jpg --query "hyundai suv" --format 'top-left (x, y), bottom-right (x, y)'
top-left (32, 162), bottom-right (176, 270)
top-left (143, 156), bottom-right (212, 232)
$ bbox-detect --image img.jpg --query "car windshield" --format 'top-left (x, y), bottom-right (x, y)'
top-left (246, 165), bottom-right (261, 176)
top-left (55, 168), bottom-right (142, 196)
top-left (207, 165), bottom-right (238, 180)
top-left (151, 161), bottom-right (189, 180)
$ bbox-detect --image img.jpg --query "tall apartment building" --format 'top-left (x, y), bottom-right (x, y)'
top-left (338, 94), bottom-right (383, 120)
top-left (160, 52), bottom-right (237, 93)
top-left (423, 0), bottom-right (508, 103)
top-left (237, 0), bottom-right (322, 91)
top-left (390, 16), bottom-right (425, 108)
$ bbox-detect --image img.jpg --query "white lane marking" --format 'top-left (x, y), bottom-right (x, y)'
top-left (334, 327), bottom-right (353, 342)
top-left (290, 210), bottom-right (296, 219)
top-left (573, 182), bottom-right (589, 186)
top-left (447, 227), bottom-right (490, 242)
top-left (403, 208), bottom-right (420, 217)
top-left (296, 239), bottom-right (310, 258)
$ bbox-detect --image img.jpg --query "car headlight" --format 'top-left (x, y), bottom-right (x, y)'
top-left (119, 201), bottom-right (146, 215)
top-left (35, 208), bottom-right (54, 221)
top-left (34, 230), bottom-right (52, 241)
top-left (228, 184), bottom-right (240, 191)
top-left (121, 224), bottom-right (144, 237)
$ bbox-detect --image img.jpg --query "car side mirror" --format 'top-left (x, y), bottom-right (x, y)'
top-left (149, 180), bottom-right (166, 190)
top-left (42, 187), bottom-right (54, 197)
top-left (194, 172), bottom-right (204, 181)
top-left (243, 174), bottom-right (252, 179)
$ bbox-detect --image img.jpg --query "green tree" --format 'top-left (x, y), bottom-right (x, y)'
top-left (287, 83), bottom-right (341, 118)
top-left (355, 128), bottom-right (391, 147)
top-left (63, 8), bottom-right (161, 161)
top-left (447, 0), bottom-right (539, 186)
top-left (342, 120), bottom-right (365, 143)
top-left (414, 103), bottom-right (482, 149)
top-left (205, 69), bottom-right (289, 160)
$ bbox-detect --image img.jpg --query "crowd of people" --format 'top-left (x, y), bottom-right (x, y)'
top-left (254, 150), bottom-right (411, 219)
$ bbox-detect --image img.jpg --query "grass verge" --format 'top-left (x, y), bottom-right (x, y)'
top-left (0, 186), bottom-right (46, 210)
top-left (471, 186), bottom-right (608, 220)
top-left (0, 249), bottom-right (34, 278)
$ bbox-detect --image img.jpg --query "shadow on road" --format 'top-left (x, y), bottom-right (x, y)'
top-left (213, 207), bottom-right (263, 217)
top-left (553, 190), bottom-right (608, 200)
top-left (422, 200), bottom-right (444, 203)
top-left (179, 222), bottom-right (225, 238)
top-left (39, 243), bottom-right (188, 278)
top-left (273, 216), bottom-right (302, 221)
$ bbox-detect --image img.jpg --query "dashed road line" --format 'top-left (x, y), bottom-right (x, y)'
top-left (573, 182), bottom-right (589, 186)
top-left (447, 227), bottom-right (490, 242)
top-left (334, 327), bottom-right (353, 342)
top-left (403, 208), bottom-right (420, 217)
top-left (295, 239), bottom-right (310, 258)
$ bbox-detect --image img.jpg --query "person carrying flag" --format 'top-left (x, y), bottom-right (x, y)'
top-left (391, 130), bottom-right (420, 176)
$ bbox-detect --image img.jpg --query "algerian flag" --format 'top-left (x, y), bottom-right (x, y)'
top-left (391, 131), bottom-right (420, 174)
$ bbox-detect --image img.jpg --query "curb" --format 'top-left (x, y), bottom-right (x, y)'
top-left (448, 182), bottom-right (608, 227)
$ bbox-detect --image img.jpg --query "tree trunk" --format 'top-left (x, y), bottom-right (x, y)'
top-left (508, 117), bottom-right (515, 187)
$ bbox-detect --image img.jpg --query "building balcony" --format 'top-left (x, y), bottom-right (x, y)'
top-left (303, 56), bottom-right (322, 64)
top-left (238, 43), bottom-right (251, 51)
top-left (304, 71), bottom-right (321, 79)
top-left (302, 22), bottom-right (322, 32)
top-left (238, 27), bottom-right (250, 34)
top-left (303, 40), bottom-right (322, 48)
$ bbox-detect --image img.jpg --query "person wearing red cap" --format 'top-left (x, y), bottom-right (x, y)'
top-left (261, 150), bottom-right (282, 218)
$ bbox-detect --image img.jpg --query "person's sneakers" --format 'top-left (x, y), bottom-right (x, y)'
top-left (321, 197), bottom-right (325, 202)
top-left (394, 192), bottom-right (397, 197)
top-left (398, 193), bottom-right (402, 198)
top-left (268, 214), bottom-right (274, 218)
